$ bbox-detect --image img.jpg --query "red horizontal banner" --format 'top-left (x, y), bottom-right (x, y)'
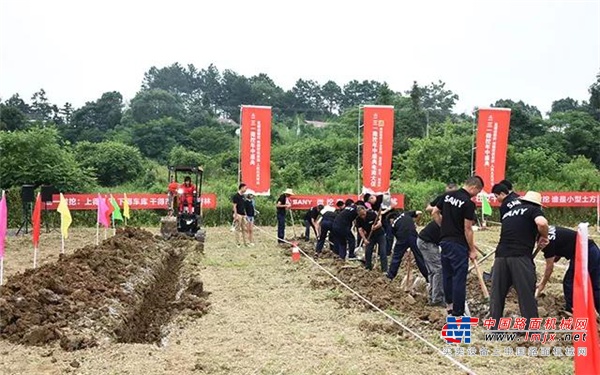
top-left (45, 193), bottom-right (218, 210)
top-left (289, 194), bottom-right (405, 210)
top-left (475, 192), bottom-right (600, 208)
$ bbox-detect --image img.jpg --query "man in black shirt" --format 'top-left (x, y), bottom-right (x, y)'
top-left (316, 200), bottom-right (344, 255)
top-left (276, 189), bottom-right (294, 244)
top-left (432, 176), bottom-right (483, 316)
top-left (356, 207), bottom-right (387, 272)
top-left (426, 183), bottom-right (458, 213)
top-left (417, 220), bottom-right (444, 306)
top-left (232, 183), bottom-right (248, 247)
top-left (537, 226), bottom-right (600, 313)
top-left (492, 183), bottom-right (521, 219)
top-left (332, 204), bottom-right (361, 260)
top-left (386, 210), bottom-right (428, 281)
top-left (303, 205), bottom-right (324, 241)
top-left (490, 191), bottom-right (549, 327)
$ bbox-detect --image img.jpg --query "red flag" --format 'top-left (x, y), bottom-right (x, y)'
top-left (475, 108), bottom-right (511, 190)
top-left (573, 224), bottom-right (600, 374)
top-left (32, 193), bottom-right (42, 248)
top-left (105, 197), bottom-right (114, 224)
top-left (362, 105), bottom-right (394, 194)
top-left (240, 105), bottom-right (271, 195)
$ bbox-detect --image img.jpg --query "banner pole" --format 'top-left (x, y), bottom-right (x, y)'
top-left (470, 111), bottom-right (476, 176)
top-left (61, 234), bottom-right (65, 254)
top-left (238, 106), bottom-right (243, 186)
top-left (0, 257), bottom-right (3, 285)
top-left (33, 246), bottom-right (38, 268)
top-left (96, 222), bottom-right (99, 245)
top-left (357, 105), bottom-right (360, 195)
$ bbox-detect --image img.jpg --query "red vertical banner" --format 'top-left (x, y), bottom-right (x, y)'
top-left (240, 105), bottom-right (271, 195)
top-left (475, 108), bottom-right (511, 190)
top-left (362, 105), bottom-right (394, 194)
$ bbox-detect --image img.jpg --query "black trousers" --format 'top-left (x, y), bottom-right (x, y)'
top-left (490, 256), bottom-right (538, 327)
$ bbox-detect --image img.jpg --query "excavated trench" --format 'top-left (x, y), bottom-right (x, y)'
top-left (0, 228), bottom-right (209, 351)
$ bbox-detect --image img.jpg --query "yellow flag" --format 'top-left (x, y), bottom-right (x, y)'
top-left (56, 193), bottom-right (72, 239)
top-left (123, 193), bottom-right (130, 219)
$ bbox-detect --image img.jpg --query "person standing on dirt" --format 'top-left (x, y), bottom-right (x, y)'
top-left (432, 176), bottom-right (483, 316)
top-left (490, 191), bottom-right (549, 327)
top-left (386, 210), bottom-right (428, 281)
top-left (537, 225), bottom-right (600, 314)
top-left (492, 182), bottom-right (521, 218)
top-left (276, 189), bottom-right (294, 244)
top-left (417, 220), bottom-right (445, 306)
top-left (332, 202), bottom-right (361, 260)
top-left (244, 191), bottom-right (258, 247)
top-left (303, 205), bottom-right (323, 241)
top-left (316, 200), bottom-right (344, 256)
top-left (356, 207), bottom-right (387, 272)
top-left (180, 176), bottom-right (197, 214)
top-left (232, 183), bottom-right (248, 248)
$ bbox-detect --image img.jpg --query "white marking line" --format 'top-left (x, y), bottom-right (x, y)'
top-left (252, 225), bottom-right (477, 375)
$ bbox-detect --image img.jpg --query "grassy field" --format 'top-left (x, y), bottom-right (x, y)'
top-left (0, 225), bottom-right (594, 374)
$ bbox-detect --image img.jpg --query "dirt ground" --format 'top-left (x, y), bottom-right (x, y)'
top-left (0, 224), bottom-right (592, 374)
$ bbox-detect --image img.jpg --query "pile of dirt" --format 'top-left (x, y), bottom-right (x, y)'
top-left (0, 228), bottom-right (209, 350)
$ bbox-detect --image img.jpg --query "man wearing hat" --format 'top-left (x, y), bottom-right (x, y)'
top-left (276, 189), bottom-right (294, 244)
top-left (537, 225), bottom-right (600, 314)
top-left (490, 191), bottom-right (549, 327)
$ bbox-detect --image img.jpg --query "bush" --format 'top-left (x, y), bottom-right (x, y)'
top-left (75, 141), bottom-right (145, 186)
top-left (168, 146), bottom-right (206, 167)
top-left (0, 126), bottom-right (94, 192)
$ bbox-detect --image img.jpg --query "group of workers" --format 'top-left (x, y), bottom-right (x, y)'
top-left (292, 177), bottom-right (600, 319)
top-left (229, 179), bottom-right (599, 319)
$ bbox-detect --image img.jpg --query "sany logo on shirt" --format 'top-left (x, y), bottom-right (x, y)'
top-left (444, 195), bottom-right (466, 208)
top-left (501, 207), bottom-right (529, 220)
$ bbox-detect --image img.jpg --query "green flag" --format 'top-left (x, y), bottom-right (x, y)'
top-left (110, 195), bottom-right (124, 221)
top-left (481, 193), bottom-right (492, 216)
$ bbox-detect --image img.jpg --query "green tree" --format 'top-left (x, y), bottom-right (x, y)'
top-left (130, 117), bottom-right (189, 161)
top-left (549, 111), bottom-right (600, 166)
top-left (130, 89), bottom-right (184, 124)
top-left (0, 127), bottom-right (94, 191)
top-left (168, 146), bottom-right (206, 167)
top-left (491, 99), bottom-right (545, 144)
top-left (142, 62), bottom-right (199, 97)
top-left (189, 126), bottom-right (235, 154)
top-left (589, 71), bottom-right (600, 120)
top-left (550, 97), bottom-right (582, 114)
top-left (0, 104), bottom-right (28, 131)
top-left (75, 141), bottom-right (145, 186)
top-left (30, 89), bottom-right (53, 122)
top-left (63, 91), bottom-right (123, 142)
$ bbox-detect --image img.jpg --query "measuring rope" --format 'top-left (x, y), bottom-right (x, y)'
top-left (249, 224), bottom-right (477, 375)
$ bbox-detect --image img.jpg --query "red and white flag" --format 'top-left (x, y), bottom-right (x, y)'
top-left (240, 105), bottom-right (271, 195)
top-left (362, 105), bottom-right (394, 194)
top-left (475, 108), bottom-right (511, 190)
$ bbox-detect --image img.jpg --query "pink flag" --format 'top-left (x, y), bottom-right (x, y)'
top-left (97, 194), bottom-right (110, 228)
top-left (0, 191), bottom-right (7, 259)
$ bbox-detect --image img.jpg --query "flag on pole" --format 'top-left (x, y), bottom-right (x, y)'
top-left (574, 223), bottom-right (600, 374)
top-left (97, 194), bottom-right (111, 228)
top-left (32, 193), bottom-right (42, 248)
top-left (123, 194), bottom-right (130, 219)
top-left (481, 193), bottom-right (492, 216)
top-left (109, 195), bottom-right (123, 221)
top-left (105, 197), bottom-right (114, 224)
top-left (0, 191), bottom-right (7, 259)
top-left (56, 193), bottom-right (72, 239)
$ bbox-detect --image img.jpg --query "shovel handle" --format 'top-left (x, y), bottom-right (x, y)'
top-left (472, 258), bottom-right (490, 299)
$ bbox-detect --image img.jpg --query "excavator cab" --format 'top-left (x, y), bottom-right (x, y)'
top-left (160, 166), bottom-right (205, 244)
